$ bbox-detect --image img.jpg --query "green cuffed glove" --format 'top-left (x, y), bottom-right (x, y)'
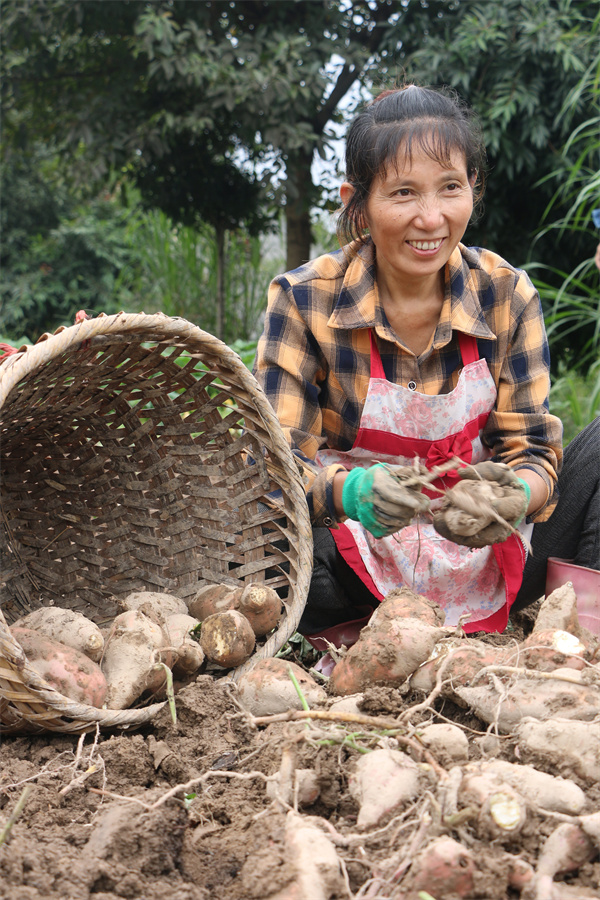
top-left (432, 461), bottom-right (531, 548)
top-left (342, 463), bottom-right (430, 538)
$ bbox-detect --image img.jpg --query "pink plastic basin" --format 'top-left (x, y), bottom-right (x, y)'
top-left (545, 557), bottom-right (600, 636)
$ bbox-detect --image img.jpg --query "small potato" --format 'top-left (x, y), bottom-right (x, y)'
top-left (187, 584), bottom-right (242, 621)
top-left (162, 613), bottom-right (205, 677)
top-left (199, 609), bottom-right (255, 668)
top-left (14, 607), bottom-right (104, 662)
top-left (237, 583), bottom-right (282, 636)
top-left (11, 626), bottom-right (107, 707)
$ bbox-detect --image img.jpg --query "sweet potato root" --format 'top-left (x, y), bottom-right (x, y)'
top-left (14, 606), bottom-right (105, 662)
top-left (371, 586), bottom-right (446, 628)
top-left (405, 837), bottom-right (475, 899)
top-left (517, 718), bottom-right (600, 783)
top-left (187, 583), bottom-right (242, 621)
top-left (11, 626), bottom-right (107, 707)
top-left (349, 748), bottom-right (421, 827)
top-left (455, 677), bottom-right (600, 733)
top-left (237, 583), bottom-right (282, 636)
top-left (101, 609), bottom-right (172, 709)
top-left (118, 590), bottom-right (187, 623)
top-left (513, 629), bottom-right (587, 672)
top-left (162, 613), bottom-right (205, 677)
top-left (199, 609), bottom-right (255, 668)
top-left (235, 658), bottom-right (326, 716)
top-left (329, 617), bottom-right (446, 695)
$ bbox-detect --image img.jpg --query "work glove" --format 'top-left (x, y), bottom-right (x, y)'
top-left (342, 463), bottom-right (430, 538)
top-left (432, 461), bottom-right (531, 548)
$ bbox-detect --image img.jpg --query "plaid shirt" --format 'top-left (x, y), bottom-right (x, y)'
top-left (255, 240), bottom-right (563, 526)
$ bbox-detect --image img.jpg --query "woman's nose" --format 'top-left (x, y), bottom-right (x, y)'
top-left (415, 195), bottom-right (444, 229)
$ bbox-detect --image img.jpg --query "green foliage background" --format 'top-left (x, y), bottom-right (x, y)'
top-left (1, 0), bottom-right (599, 430)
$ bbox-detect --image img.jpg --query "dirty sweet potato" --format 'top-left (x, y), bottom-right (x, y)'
top-left (199, 609), bottom-right (255, 668)
top-left (117, 590), bottom-right (187, 624)
top-left (101, 609), bottom-right (172, 710)
top-left (161, 613), bottom-right (205, 677)
top-left (14, 606), bottom-right (105, 662)
top-left (187, 583), bottom-right (242, 621)
top-left (371, 586), bottom-right (446, 628)
top-left (237, 583), bottom-right (283, 636)
top-left (329, 617), bottom-right (446, 695)
top-left (11, 626), bottom-right (107, 707)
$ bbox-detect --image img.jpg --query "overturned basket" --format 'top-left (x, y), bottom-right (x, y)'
top-left (0, 312), bottom-right (312, 734)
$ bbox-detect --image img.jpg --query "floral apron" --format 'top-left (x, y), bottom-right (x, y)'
top-left (316, 331), bottom-right (530, 631)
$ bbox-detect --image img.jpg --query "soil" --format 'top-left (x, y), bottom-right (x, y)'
top-left (1, 607), bottom-right (599, 900)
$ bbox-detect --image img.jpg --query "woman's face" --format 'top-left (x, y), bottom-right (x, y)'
top-left (342, 145), bottom-right (475, 289)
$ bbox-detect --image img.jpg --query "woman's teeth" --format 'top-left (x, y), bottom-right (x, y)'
top-left (408, 239), bottom-right (443, 250)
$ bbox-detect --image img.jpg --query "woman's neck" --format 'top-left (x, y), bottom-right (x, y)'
top-left (377, 268), bottom-right (445, 356)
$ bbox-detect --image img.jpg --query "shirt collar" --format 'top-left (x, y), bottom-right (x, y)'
top-left (327, 241), bottom-right (381, 331)
top-left (327, 240), bottom-right (497, 344)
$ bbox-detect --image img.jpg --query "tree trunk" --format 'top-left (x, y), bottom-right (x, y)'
top-left (215, 224), bottom-right (225, 340)
top-left (285, 147), bottom-right (315, 270)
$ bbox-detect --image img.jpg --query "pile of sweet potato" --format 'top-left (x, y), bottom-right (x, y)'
top-left (9, 582), bottom-right (284, 710)
top-left (229, 582), bottom-right (600, 900)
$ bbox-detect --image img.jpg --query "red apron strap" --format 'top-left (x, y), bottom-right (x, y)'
top-left (369, 330), bottom-right (386, 379)
top-left (461, 534), bottom-right (527, 633)
top-left (458, 331), bottom-right (479, 366)
top-left (330, 522), bottom-right (384, 601)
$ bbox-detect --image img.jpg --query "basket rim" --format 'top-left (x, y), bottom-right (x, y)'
top-left (0, 312), bottom-right (314, 729)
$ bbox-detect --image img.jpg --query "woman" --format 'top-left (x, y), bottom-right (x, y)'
top-left (255, 85), bottom-right (599, 647)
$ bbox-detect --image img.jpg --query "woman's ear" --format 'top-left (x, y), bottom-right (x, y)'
top-left (340, 182), bottom-right (355, 208)
top-left (469, 171), bottom-right (478, 190)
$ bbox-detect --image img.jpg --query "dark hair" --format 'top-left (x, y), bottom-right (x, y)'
top-left (337, 84), bottom-right (487, 246)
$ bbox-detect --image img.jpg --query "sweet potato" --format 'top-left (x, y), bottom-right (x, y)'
top-left (237, 583), bottom-right (282, 636)
top-left (418, 723), bottom-right (469, 764)
top-left (517, 718), bottom-right (600, 783)
top-left (14, 606), bottom-right (104, 662)
top-left (11, 626), bottom-right (107, 707)
top-left (371, 586), bottom-right (446, 628)
top-left (479, 759), bottom-right (586, 815)
top-left (101, 609), bottom-right (172, 709)
top-left (406, 837), bottom-right (475, 899)
top-left (512, 629), bottom-right (587, 672)
top-left (329, 617), bottom-right (446, 695)
top-left (199, 609), bottom-right (255, 668)
top-left (349, 748), bottom-right (421, 827)
top-left (235, 658), bottom-right (327, 716)
top-left (187, 583), bottom-right (242, 621)
top-left (409, 639), bottom-right (507, 695)
top-left (460, 771), bottom-right (527, 839)
top-left (161, 613), bottom-right (205, 677)
top-left (533, 582), bottom-right (582, 637)
top-left (117, 590), bottom-right (187, 623)
top-left (454, 676), bottom-right (600, 733)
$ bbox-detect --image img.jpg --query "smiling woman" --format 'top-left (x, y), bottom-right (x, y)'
top-left (253, 84), bottom-right (600, 655)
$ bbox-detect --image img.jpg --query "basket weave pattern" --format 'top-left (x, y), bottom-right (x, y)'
top-left (0, 312), bottom-right (312, 733)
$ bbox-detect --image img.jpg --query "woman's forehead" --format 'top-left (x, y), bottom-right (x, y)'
top-left (378, 143), bottom-right (469, 180)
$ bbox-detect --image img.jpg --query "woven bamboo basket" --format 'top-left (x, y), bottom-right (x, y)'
top-left (0, 312), bottom-right (312, 734)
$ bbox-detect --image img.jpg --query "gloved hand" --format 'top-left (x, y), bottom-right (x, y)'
top-left (342, 463), bottom-right (430, 538)
top-left (432, 461), bottom-right (531, 548)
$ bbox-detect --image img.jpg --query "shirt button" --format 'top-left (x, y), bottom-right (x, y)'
top-left (323, 517), bottom-right (333, 527)
top-left (408, 381), bottom-right (417, 391)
